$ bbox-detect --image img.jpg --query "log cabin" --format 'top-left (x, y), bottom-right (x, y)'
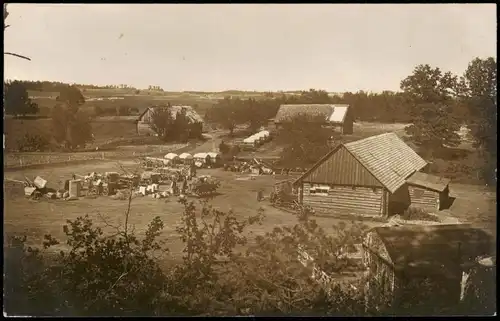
top-left (362, 224), bottom-right (493, 313)
top-left (405, 172), bottom-right (451, 212)
top-left (274, 104), bottom-right (354, 135)
top-left (293, 132), bottom-right (432, 218)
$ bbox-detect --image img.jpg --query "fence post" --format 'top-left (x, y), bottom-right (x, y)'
top-left (102, 152), bottom-right (105, 160)
top-left (20, 157), bottom-right (23, 166)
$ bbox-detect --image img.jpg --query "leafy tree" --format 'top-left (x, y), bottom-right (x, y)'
top-left (51, 86), bottom-right (92, 149)
top-left (460, 57), bottom-right (497, 183)
top-left (149, 105), bottom-right (175, 141)
top-left (243, 98), bottom-right (269, 132)
top-left (400, 64), bottom-right (462, 155)
top-left (210, 97), bottom-right (246, 136)
top-left (277, 114), bottom-right (335, 168)
top-left (4, 80), bottom-right (39, 116)
top-left (56, 85), bottom-right (86, 112)
top-left (173, 108), bottom-right (191, 143)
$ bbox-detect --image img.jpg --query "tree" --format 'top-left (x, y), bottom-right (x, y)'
top-left (242, 98), bottom-right (268, 132)
top-left (400, 64), bottom-right (462, 155)
top-left (210, 97), bottom-right (245, 136)
top-left (4, 80), bottom-right (39, 116)
top-left (173, 108), bottom-right (191, 143)
top-left (51, 86), bottom-right (92, 149)
top-left (149, 105), bottom-right (175, 141)
top-left (277, 114), bottom-right (334, 168)
top-left (460, 57), bottom-right (497, 183)
top-left (461, 58), bottom-right (497, 152)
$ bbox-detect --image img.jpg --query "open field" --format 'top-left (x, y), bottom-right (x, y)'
top-left (4, 165), bottom-right (381, 260)
top-left (28, 89), bottom-right (222, 118)
top-left (3, 143), bottom-right (188, 169)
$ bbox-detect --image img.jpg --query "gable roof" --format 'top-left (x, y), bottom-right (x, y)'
top-left (138, 105), bottom-right (204, 123)
top-left (328, 105), bottom-right (350, 123)
top-left (295, 132), bottom-right (428, 193)
top-left (406, 171), bottom-right (451, 192)
top-left (344, 133), bottom-right (427, 193)
top-left (274, 104), bottom-right (350, 124)
top-left (369, 224), bottom-right (493, 275)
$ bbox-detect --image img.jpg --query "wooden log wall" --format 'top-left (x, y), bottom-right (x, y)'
top-left (302, 183), bottom-right (385, 217)
top-left (408, 185), bottom-right (440, 212)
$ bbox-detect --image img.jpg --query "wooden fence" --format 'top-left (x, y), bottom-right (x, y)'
top-left (4, 144), bottom-right (188, 169)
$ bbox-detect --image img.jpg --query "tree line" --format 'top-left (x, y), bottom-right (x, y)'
top-left (205, 58), bottom-right (496, 182)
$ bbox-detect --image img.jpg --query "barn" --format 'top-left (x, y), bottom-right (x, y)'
top-left (293, 132), bottom-right (430, 218)
top-left (135, 105), bottom-right (204, 136)
top-left (362, 224), bottom-right (493, 313)
top-left (405, 172), bottom-right (451, 212)
top-left (274, 104), bottom-right (354, 134)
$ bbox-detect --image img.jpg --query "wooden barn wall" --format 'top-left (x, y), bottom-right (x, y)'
top-left (342, 110), bottom-right (354, 135)
top-left (137, 121), bottom-right (156, 136)
top-left (302, 183), bottom-right (385, 217)
top-left (363, 232), bottom-right (396, 311)
top-left (408, 185), bottom-right (440, 212)
top-left (303, 146), bottom-right (382, 187)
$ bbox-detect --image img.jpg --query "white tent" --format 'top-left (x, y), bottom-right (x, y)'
top-left (243, 137), bottom-right (257, 143)
top-left (260, 130), bottom-right (270, 139)
top-left (207, 152), bottom-right (220, 159)
top-left (164, 153), bottom-right (179, 160)
top-left (193, 152), bottom-right (209, 161)
top-left (179, 153), bottom-right (193, 160)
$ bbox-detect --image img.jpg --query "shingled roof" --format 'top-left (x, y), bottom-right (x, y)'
top-left (367, 224), bottom-right (493, 276)
top-left (406, 172), bottom-right (451, 192)
top-left (295, 132), bottom-right (428, 193)
top-left (138, 105), bottom-right (204, 124)
top-left (274, 104), bottom-right (350, 124)
top-left (344, 132), bottom-right (427, 193)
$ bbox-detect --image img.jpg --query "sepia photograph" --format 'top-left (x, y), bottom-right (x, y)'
top-left (3, 3), bottom-right (496, 317)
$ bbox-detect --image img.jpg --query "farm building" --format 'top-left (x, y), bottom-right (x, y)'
top-left (405, 172), bottom-right (451, 212)
top-left (293, 132), bottom-right (440, 218)
top-left (135, 105), bottom-right (204, 136)
top-left (274, 104), bottom-right (353, 134)
top-left (362, 224), bottom-right (493, 313)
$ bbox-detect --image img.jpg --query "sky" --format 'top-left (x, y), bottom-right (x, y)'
top-left (3, 4), bottom-right (497, 93)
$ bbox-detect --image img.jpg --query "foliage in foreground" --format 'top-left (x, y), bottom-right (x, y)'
top-left (4, 196), bottom-right (369, 316)
top-left (4, 195), bottom-right (494, 316)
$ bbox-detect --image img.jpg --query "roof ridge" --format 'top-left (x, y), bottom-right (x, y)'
top-left (345, 132), bottom-right (395, 146)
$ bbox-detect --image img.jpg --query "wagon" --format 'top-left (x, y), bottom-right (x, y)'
top-left (164, 153), bottom-right (180, 166)
top-left (207, 152), bottom-right (221, 168)
top-left (193, 153), bottom-right (210, 168)
top-left (186, 175), bottom-right (221, 197)
top-left (87, 172), bottom-right (121, 196)
top-left (140, 171), bottom-right (161, 185)
top-left (179, 153), bottom-right (194, 165)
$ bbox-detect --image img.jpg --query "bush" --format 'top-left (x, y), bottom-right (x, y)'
top-left (16, 133), bottom-right (51, 152)
top-left (402, 207), bottom-right (440, 222)
top-left (218, 141), bottom-right (230, 154)
top-left (6, 194), bottom-right (483, 316)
